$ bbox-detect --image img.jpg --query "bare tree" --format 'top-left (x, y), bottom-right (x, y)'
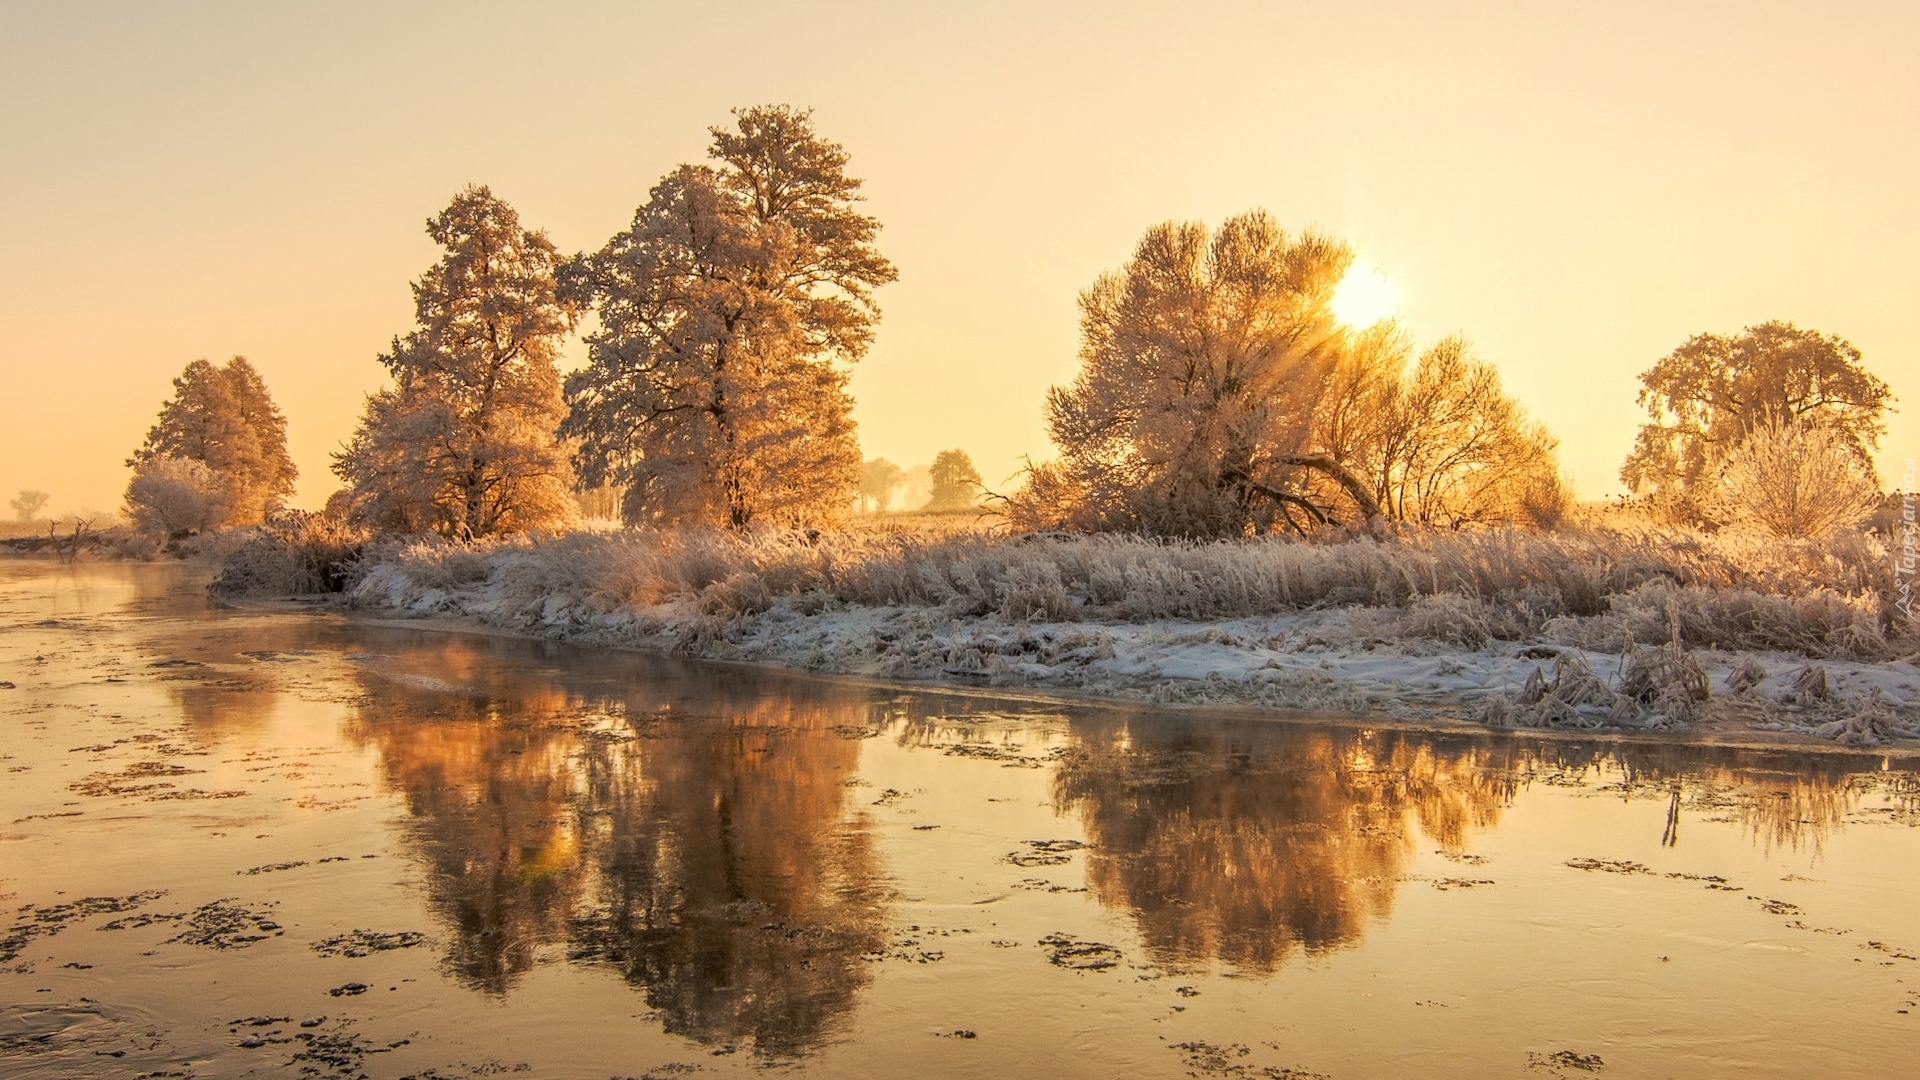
top-left (335, 186), bottom-right (580, 539)
top-left (565, 105), bottom-right (896, 529)
top-left (1716, 416), bottom-right (1881, 538)
top-left (1319, 336), bottom-right (1567, 528)
top-left (10, 490), bottom-right (49, 522)
top-left (130, 356), bottom-right (296, 526)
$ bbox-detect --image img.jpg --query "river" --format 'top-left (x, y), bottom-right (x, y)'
top-left (1, 560), bottom-right (1916, 1078)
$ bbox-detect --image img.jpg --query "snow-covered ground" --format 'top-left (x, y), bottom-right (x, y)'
top-left (342, 530), bottom-right (1920, 748)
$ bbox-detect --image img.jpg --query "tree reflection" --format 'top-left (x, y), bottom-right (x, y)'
top-left (1055, 717), bottom-right (1905, 976)
top-left (1523, 742), bottom-right (1889, 856)
top-left (565, 701), bottom-right (888, 1056)
top-left (351, 686), bottom-right (584, 991)
top-left (341, 634), bottom-right (888, 1057)
top-left (1054, 721), bottom-right (1516, 974)
top-left (327, 625), bottom-right (1915, 1049)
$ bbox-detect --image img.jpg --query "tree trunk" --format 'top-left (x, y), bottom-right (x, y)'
top-left (462, 464), bottom-right (485, 541)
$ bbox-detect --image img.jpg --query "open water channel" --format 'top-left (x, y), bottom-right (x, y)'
top-left (2, 561), bottom-right (1916, 1078)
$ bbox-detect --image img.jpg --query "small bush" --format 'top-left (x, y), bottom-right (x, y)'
top-left (208, 511), bottom-right (365, 597)
top-left (1717, 417), bottom-right (1881, 538)
top-left (125, 455), bottom-right (228, 536)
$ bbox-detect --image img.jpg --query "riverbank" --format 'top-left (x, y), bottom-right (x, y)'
top-left (327, 525), bottom-right (1920, 750)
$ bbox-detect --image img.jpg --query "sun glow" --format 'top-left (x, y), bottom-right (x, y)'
top-left (1331, 262), bottom-right (1399, 329)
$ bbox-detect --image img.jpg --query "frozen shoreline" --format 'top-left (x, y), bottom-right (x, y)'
top-left (337, 552), bottom-right (1920, 752)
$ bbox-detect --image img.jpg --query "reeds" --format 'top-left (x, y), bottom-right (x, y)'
top-left (344, 521), bottom-right (1902, 661)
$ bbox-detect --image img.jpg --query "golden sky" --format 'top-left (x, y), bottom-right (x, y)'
top-left (2, 1), bottom-right (1914, 515)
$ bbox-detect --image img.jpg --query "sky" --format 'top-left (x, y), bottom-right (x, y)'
top-left (2, 0), bottom-right (1915, 516)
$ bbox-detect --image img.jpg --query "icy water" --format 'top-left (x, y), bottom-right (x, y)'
top-left (1, 562), bottom-right (1917, 1079)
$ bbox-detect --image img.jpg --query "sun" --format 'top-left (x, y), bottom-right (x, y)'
top-left (1330, 261), bottom-right (1399, 329)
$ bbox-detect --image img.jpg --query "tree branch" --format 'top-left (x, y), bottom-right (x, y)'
top-left (1280, 453), bottom-right (1382, 520)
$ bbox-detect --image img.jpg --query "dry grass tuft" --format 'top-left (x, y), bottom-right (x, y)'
top-left (208, 512), bottom-right (365, 597)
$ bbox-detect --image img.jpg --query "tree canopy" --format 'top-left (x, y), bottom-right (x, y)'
top-left (563, 105), bottom-right (896, 529)
top-left (1024, 212), bottom-right (1358, 536)
top-left (1315, 332), bottom-right (1566, 528)
top-left (10, 490), bottom-right (49, 522)
top-left (1621, 321), bottom-right (1893, 503)
top-left (1014, 212), bottom-right (1564, 536)
top-left (927, 449), bottom-right (982, 511)
top-left (334, 186), bottom-right (580, 539)
top-left (130, 356), bottom-right (296, 527)
top-left (859, 458), bottom-right (904, 513)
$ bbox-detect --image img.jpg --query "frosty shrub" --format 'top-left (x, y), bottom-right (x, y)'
top-left (1716, 417), bottom-right (1882, 539)
top-left (125, 455), bottom-right (229, 536)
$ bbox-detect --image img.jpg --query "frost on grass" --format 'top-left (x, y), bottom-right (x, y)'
top-left (337, 523), bottom-right (1918, 744)
top-left (1485, 640), bottom-right (1712, 730)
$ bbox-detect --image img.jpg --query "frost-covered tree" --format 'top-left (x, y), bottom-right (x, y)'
top-left (1315, 335), bottom-right (1567, 528)
top-left (130, 356), bottom-right (296, 527)
top-left (859, 458), bottom-right (904, 513)
top-left (564, 105), bottom-right (897, 528)
top-left (125, 455), bottom-right (228, 535)
top-left (1717, 417), bottom-right (1881, 538)
top-left (1015, 212), bottom-right (1565, 536)
top-left (335, 186), bottom-right (580, 539)
top-left (1622, 322), bottom-right (1892, 520)
top-left (1015, 213), bottom-right (1379, 537)
top-left (10, 490), bottom-right (50, 522)
top-left (927, 449), bottom-right (982, 511)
